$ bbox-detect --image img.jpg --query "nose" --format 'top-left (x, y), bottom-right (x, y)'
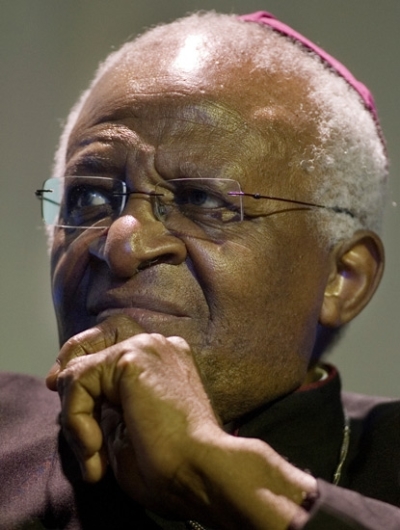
top-left (88, 206), bottom-right (187, 278)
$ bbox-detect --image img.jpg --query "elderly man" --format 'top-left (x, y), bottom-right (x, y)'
top-left (1, 10), bottom-right (398, 530)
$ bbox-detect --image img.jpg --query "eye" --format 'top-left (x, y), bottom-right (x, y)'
top-left (65, 184), bottom-right (112, 211)
top-left (69, 186), bottom-right (111, 209)
top-left (154, 178), bottom-right (243, 227)
top-left (175, 185), bottom-right (226, 209)
top-left (62, 180), bottom-right (118, 227)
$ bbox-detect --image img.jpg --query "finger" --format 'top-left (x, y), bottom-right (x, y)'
top-left (57, 353), bottom-right (121, 482)
top-left (104, 419), bottom-right (150, 507)
top-left (101, 403), bottom-right (124, 441)
top-left (46, 314), bottom-right (144, 390)
top-left (166, 335), bottom-right (191, 351)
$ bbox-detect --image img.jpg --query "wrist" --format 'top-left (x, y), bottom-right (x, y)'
top-left (180, 432), bottom-right (318, 530)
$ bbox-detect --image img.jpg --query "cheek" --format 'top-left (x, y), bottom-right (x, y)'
top-left (186, 230), bottom-right (277, 356)
top-left (184, 223), bottom-right (329, 420)
top-left (187, 227), bottom-right (276, 324)
top-left (51, 230), bottom-right (99, 342)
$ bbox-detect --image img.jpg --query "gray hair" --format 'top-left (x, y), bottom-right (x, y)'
top-left (53, 12), bottom-right (388, 247)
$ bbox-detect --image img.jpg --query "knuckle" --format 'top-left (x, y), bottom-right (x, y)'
top-left (56, 366), bottom-right (75, 390)
top-left (123, 332), bottom-right (165, 350)
top-left (147, 332), bottom-right (168, 345)
top-left (58, 335), bottom-right (91, 366)
top-left (65, 334), bottom-right (89, 353)
top-left (167, 335), bottom-right (191, 352)
top-left (116, 352), bottom-right (143, 376)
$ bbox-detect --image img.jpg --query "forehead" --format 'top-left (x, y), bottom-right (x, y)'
top-left (67, 30), bottom-right (317, 190)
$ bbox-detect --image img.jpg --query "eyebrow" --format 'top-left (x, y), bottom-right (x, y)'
top-left (65, 154), bottom-right (122, 177)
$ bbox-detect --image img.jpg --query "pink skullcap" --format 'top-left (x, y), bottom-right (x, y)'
top-left (239, 11), bottom-right (379, 125)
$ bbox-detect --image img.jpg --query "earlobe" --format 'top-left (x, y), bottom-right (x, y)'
top-left (319, 230), bottom-right (385, 328)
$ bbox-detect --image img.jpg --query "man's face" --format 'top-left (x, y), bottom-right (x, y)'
top-left (51, 35), bottom-right (332, 422)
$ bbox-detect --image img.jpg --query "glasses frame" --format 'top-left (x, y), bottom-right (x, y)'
top-left (35, 175), bottom-right (354, 229)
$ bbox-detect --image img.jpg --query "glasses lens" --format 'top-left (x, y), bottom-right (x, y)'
top-left (154, 178), bottom-right (243, 236)
top-left (39, 176), bottom-right (244, 236)
top-left (40, 177), bottom-right (126, 228)
top-left (39, 178), bottom-right (63, 225)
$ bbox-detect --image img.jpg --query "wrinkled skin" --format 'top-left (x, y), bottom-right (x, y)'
top-left (51, 33), bottom-right (333, 424)
top-left (53, 323), bottom-right (316, 529)
top-left (48, 37), bottom-right (328, 526)
top-left (46, 23), bottom-right (387, 529)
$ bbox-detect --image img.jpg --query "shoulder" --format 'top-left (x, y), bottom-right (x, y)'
top-left (341, 390), bottom-right (400, 506)
top-left (0, 372), bottom-right (66, 528)
top-left (0, 371), bottom-right (61, 471)
top-left (342, 390), bottom-right (400, 449)
top-left (0, 370), bottom-right (59, 404)
top-left (342, 390), bottom-right (400, 423)
top-left (0, 371), bottom-right (60, 428)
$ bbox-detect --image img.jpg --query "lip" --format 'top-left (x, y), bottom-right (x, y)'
top-left (89, 295), bottom-right (192, 321)
top-left (95, 306), bottom-right (191, 326)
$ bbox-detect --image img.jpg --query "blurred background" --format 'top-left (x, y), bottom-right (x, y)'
top-left (0, 0), bottom-right (398, 396)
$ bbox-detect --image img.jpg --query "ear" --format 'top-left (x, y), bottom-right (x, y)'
top-left (319, 230), bottom-right (385, 328)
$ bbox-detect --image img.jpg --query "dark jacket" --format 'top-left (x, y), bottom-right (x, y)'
top-left (0, 369), bottom-right (399, 529)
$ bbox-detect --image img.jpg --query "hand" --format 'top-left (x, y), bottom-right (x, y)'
top-left (55, 329), bottom-right (223, 521)
top-left (46, 314), bottom-right (145, 390)
top-left (51, 317), bottom-right (317, 528)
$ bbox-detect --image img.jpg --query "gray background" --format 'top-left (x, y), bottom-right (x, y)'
top-left (0, 1), bottom-right (398, 396)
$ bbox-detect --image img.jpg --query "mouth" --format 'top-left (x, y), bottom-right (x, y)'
top-left (90, 296), bottom-right (192, 329)
top-left (96, 306), bottom-right (189, 320)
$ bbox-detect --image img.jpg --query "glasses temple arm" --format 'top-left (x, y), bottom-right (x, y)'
top-left (229, 192), bottom-right (355, 218)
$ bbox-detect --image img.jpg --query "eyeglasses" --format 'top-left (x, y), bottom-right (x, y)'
top-left (36, 176), bottom-right (354, 235)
